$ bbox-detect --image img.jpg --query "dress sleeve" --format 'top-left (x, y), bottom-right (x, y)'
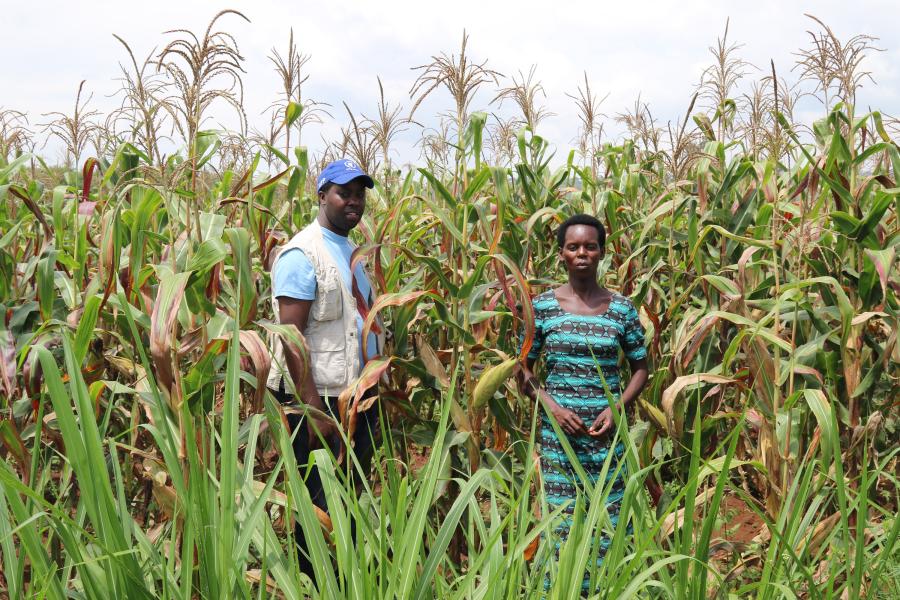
top-left (522, 297), bottom-right (544, 361)
top-left (621, 299), bottom-right (647, 361)
top-left (272, 248), bottom-right (316, 300)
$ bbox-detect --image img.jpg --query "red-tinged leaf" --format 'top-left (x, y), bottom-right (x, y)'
top-left (81, 157), bottom-right (99, 202)
top-left (99, 209), bottom-right (121, 312)
top-left (874, 173), bottom-right (896, 188)
top-left (487, 172), bottom-right (506, 255)
top-left (698, 172), bottom-right (709, 213)
top-left (0, 321), bottom-right (16, 398)
top-left (218, 197), bottom-right (277, 218)
top-left (263, 229), bottom-right (285, 272)
top-left (809, 157), bottom-right (822, 202)
top-left (490, 253), bottom-right (533, 362)
top-left (357, 219), bottom-right (374, 245)
top-left (374, 248), bottom-right (386, 293)
top-left (361, 290), bottom-right (436, 357)
top-left (642, 304), bottom-right (662, 357)
top-left (788, 365), bottom-right (824, 385)
top-left (851, 311), bottom-right (889, 327)
top-left (677, 314), bottom-right (719, 371)
top-left (252, 167), bottom-right (290, 193)
top-left (85, 226), bottom-right (98, 249)
top-left (237, 330), bottom-right (271, 413)
top-left (23, 347), bottom-right (42, 405)
top-left (788, 170), bottom-right (810, 201)
top-left (349, 246), bottom-right (382, 337)
top-left (9, 184), bottom-right (52, 241)
top-left (78, 201), bottom-right (97, 217)
top-left (206, 261), bottom-right (223, 303)
top-left (350, 243), bottom-right (385, 295)
top-left (746, 409), bottom-right (764, 430)
top-left (737, 246), bottom-right (760, 292)
top-left (0, 420), bottom-right (31, 483)
top-left (661, 374), bottom-right (740, 438)
top-left (149, 272), bottom-right (191, 406)
top-left (228, 168), bottom-right (253, 197)
top-left (350, 243), bottom-right (383, 292)
top-left (762, 177), bottom-right (776, 204)
top-left (492, 418), bottom-right (508, 451)
top-left (473, 289), bottom-right (504, 345)
top-left (417, 335), bottom-right (449, 388)
top-left (338, 356), bottom-right (393, 463)
top-left (864, 248), bottom-right (896, 301)
top-left (375, 196), bottom-right (412, 246)
top-left (493, 261), bottom-right (517, 323)
top-left (523, 536), bottom-right (539, 562)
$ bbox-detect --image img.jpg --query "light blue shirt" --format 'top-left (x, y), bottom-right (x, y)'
top-left (273, 223), bottom-right (378, 367)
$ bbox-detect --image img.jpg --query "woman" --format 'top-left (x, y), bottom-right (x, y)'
top-left (520, 213), bottom-right (649, 593)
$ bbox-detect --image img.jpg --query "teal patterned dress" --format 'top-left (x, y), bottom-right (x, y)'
top-left (527, 290), bottom-right (647, 593)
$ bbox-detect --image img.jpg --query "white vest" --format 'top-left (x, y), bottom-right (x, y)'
top-left (267, 222), bottom-right (383, 397)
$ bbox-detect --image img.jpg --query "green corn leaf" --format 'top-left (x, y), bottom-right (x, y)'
top-left (225, 227), bottom-right (257, 327)
top-left (284, 101), bottom-right (304, 128)
top-left (36, 248), bottom-right (57, 320)
top-left (73, 293), bottom-right (101, 367)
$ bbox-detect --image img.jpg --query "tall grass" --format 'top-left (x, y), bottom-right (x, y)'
top-left (2, 329), bottom-right (894, 597)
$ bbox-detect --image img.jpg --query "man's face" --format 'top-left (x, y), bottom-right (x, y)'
top-left (318, 178), bottom-right (367, 235)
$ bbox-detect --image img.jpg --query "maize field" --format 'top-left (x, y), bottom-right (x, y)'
top-left (0, 10), bottom-right (897, 599)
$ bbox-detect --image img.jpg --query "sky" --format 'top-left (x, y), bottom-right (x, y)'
top-left (2, 0), bottom-right (899, 167)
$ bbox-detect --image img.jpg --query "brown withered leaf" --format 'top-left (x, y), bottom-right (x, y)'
top-left (0, 321), bottom-right (17, 398)
top-left (0, 420), bottom-right (31, 483)
top-left (416, 335), bottom-right (449, 389)
top-left (149, 272), bottom-right (190, 407)
top-left (338, 356), bottom-right (393, 462)
top-left (237, 330), bottom-right (271, 413)
top-left (661, 374), bottom-right (738, 438)
top-left (361, 290), bottom-right (435, 360)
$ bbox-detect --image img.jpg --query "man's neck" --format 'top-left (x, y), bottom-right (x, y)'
top-left (317, 213), bottom-right (349, 237)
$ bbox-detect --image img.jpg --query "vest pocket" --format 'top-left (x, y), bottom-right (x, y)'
top-left (312, 268), bottom-right (343, 321)
top-left (309, 335), bottom-right (346, 389)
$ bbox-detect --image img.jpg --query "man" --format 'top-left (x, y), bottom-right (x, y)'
top-left (267, 158), bottom-right (383, 576)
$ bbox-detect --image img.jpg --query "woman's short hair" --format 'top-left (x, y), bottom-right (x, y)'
top-left (556, 214), bottom-right (606, 248)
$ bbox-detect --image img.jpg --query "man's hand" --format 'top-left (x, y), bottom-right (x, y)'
top-left (278, 296), bottom-right (341, 448)
top-left (306, 410), bottom-right (341, 449)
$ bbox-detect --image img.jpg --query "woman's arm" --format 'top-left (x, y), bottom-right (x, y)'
top-left (619, 357), bottom-right (649, 406)
top-left (517, 359), bottom-right (588, 436)
top-left (588, 357), bottom-right (649, 437)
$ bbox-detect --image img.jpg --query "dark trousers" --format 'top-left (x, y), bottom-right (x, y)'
top-left (272, 385), bottom-right (379, 578)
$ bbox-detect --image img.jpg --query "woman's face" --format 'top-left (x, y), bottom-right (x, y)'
top-left (559, 224), bottom-right (604, 277)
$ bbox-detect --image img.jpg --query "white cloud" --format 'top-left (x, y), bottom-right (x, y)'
top-left (2, 0), bottom-right (898, 165)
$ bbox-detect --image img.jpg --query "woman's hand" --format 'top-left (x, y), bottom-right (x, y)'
top-left (545, 393), bottom-right (589, 436)
top-left (588, 407), bottom-right (614, 438)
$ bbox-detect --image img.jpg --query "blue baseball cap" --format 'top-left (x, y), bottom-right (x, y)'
top-left (316, 159), bottom-right (375, 192)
